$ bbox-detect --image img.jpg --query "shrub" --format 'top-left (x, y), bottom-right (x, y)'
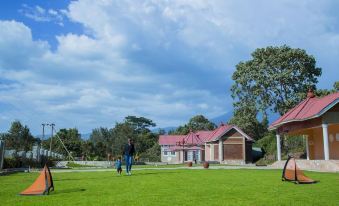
top-left (3, 157), bottom-right (56, 169)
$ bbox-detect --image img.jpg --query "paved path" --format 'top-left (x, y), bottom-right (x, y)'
top-left (50, 165), bottom-right (273, 173)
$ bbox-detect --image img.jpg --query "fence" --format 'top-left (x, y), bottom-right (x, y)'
top-left (0, 140), bottom-right (64, 169)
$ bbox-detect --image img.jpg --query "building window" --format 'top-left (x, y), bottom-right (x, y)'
top-left (171, 151), bottom-right (175, 156)
top-left (164, 151), bottom-right (168, 156)
top-left (187, 151), bottom-right (193, 161)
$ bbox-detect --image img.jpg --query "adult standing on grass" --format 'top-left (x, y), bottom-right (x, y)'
top-left (124, 138), bottom-right (135, 175)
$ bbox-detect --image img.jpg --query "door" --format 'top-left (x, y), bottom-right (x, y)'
top-left (223, 144), bottom-right (243, 160)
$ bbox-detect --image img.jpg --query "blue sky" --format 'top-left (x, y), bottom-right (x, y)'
top-left (0, 0), bottom-right (339, 135)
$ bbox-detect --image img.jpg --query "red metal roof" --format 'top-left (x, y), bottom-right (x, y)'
top-left (205, 124), bottom-right (253, 142)
top-left (269, 92), bottom-right (339, 129)
top-left (158, 124), bottom-right (253, 145)
top-left (158, 135), bottom-right (185, 145)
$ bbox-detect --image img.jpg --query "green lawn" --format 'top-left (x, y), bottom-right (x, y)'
top-left (0, 169), bottom-right (338, 206)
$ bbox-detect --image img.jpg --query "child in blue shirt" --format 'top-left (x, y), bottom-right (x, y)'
top-left (115, 157), bottom-right (122, 175)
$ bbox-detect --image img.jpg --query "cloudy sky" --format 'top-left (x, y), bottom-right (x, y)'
top-left (0, 0), bottom-right (339, 135)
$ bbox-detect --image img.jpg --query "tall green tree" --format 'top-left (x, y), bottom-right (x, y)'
top-left (43, 128), bottom-right (82, 157)
top-left (187, 115), bottom-right (216, 131)
top-left (124, 115), bottom-right (156, 133)
top-left (169, 115), bottom-right (216, 135)
top-left (314, 81), bottom-right (339, 97)
top-left (228, 99), bottom-right (268, 140)
top-left (231, 45), bottom-right (322, 116)
top-left (2, 121), bottom-right (36, 151)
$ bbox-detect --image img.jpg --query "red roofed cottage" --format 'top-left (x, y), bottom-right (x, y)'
top-left (159, 124), bottom-right (253, 164)
top-left (269, 91), bottom-right (339, 161)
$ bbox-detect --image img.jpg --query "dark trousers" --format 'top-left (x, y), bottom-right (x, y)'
top-left (117, 167), bottom-right (122, 174)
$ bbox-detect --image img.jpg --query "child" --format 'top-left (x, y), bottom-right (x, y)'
top-left (115, 157), bottom-right (122, 175)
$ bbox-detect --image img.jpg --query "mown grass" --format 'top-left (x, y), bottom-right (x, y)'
top-left (0, 169), bottom-right (338, 206)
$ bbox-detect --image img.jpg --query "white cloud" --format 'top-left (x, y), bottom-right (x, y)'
top-left (1, 0), bottom-right (339, 134)
top-left (19, 4), bottom-right (66, 25)
top-left (0, 19), bottom-right (227, 134)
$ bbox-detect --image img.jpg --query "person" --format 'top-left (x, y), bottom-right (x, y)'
top-left (114, 157), bottom-right (122, 175)
top-left (124, 138), bottom-right (135, 176)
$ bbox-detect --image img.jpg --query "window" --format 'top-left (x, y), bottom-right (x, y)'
top-left (187, 151), bottom-right (193, 161)
top-left (171, 151), bottom-right (176, 156)
top-left (163, 151), bottom-right (168, 156)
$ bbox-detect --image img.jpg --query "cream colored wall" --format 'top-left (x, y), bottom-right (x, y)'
top-left (308, 128), bottom-right (324, 160)
top-left (306, 124), bottom-right (339, 160)
top-left (205, 144), bottom-right (211, 161)
top-left (160, 146), bottom-right (181, 164)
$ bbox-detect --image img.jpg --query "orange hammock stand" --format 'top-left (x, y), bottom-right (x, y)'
top-left (20, 165), bottom-right (54, 195)
top-left (282, 156), bottom-right (318, 184)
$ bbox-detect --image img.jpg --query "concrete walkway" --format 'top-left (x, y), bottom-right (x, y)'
top-left (49, 165), bottom-right (274, 173)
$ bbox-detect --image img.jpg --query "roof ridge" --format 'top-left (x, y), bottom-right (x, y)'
top-left (291, 97), bottom-right (313, 119)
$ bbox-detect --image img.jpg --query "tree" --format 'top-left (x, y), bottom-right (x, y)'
top-left (141, 143), bottom-right (161, 162)
top-left (2, 121), bottom-right (36, 151)
top-left (187, 115), bottom-right (216, 131)
top-left (334, 81), bottom-right (339, 91)
top-left (315, 81), bottom-right (339, 97)
top-left (168, 125), bottom-right (190, 135)
top-left (87, 116), bottom-right (160, 160)
top-left (81, 141), bottom-right (95, 160)
top-left (169, 115), bottom-right (216, 135)
top-left (124, 116), bottom-right (156, 133)
top-left (231, 45), bottom-right (322, 116)
top-left (110, 122), bottom-right (136, 157)
top-left (228, 100), bottom-right (268, 140)
top-left (43, 128), bottom-right (82, 157)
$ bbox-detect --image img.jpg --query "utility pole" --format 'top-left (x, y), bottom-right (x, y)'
top-left (41, 123), bottom-right (46, 141)
top-left (49, 123), bottom-right (55, 155)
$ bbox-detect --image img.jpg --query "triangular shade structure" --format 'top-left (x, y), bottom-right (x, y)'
top-left (20, 165), bottom-right (54, 195)
top-left (282, 156), bottom-right (318, 184)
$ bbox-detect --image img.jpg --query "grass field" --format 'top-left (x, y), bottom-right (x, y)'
top-left (0, 169), bottom-right (338, 206)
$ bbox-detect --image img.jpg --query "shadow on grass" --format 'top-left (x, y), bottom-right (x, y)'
top-left (54, 178), bottom-right (86, 181)
top-left (53, 188), bottom-right (86, 195)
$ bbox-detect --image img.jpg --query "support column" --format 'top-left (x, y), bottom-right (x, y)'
top-left (210, 144), bottom-right (214, 160)
top-left (204, 143), bottom-right (207, 161)
top-left (218, 139), bottom-right (223, 163)
top-left (0, 140), bottom-right (5, 170)
top-left (276, 134), bottom-right (281, 161)
top-left (322, 123), bottom-right (330, 160)
top-left (304, 135), bottom-right (310, 160)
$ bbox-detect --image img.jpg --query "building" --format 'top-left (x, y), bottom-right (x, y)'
top-left (204, 124), bottom-right (254, 164)
top-left (159, 124), bottom-right (254, 164)
top-left (269, 91), bottom-right (339, 161)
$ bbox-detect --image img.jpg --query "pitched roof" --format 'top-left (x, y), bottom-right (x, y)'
top-left (269, 92), bottom-right (339, 130)
top-left (205, 124), bottom-right (253, 142)
top-left (158, 124), bottom-right (253, 145)
top-left (158, 135), bottom-right (185, 145)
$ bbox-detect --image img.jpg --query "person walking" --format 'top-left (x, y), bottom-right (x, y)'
top-left (124, 138), bottom-right (135, 176)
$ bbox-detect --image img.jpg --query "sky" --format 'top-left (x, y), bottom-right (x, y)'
top-left (0, 0), bottom-right (339, 135)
